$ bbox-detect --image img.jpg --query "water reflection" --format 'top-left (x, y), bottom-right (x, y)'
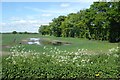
top-left (28, 38), bottom-right (41, 45)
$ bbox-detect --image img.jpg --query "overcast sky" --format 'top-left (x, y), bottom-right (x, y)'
top-left (1, 1), bottom-right (95, 33)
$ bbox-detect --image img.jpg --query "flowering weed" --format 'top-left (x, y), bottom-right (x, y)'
top-left (2, 45), bottom-right (120, 79)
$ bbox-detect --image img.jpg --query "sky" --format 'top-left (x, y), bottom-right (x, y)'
top-left (1, 1), bottom-right (95, 33)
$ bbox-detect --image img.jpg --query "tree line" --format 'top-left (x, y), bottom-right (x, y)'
top-left (39, 2), bottom-right (120, 43)
top-left (11, 31), bottom-right (38, 34)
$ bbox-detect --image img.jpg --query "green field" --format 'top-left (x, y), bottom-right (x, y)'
top-left (1, 34), bottom-right (120, 79)
top-left (2, 34), bottom-right (118, 53)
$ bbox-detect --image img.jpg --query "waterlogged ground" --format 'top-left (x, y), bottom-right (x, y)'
top-left (2, 45), bottom-right (120, 79)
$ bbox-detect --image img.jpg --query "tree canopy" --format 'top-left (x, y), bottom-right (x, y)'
top-left (39, 2), bottom-right (120, 43)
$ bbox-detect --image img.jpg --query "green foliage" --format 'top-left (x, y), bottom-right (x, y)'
top-left (2, 34), bottom-right (119, 79)
top-left (12, 31), bottom-right (17, 34)
top-left (38, 2), bottom-right (120, 43)
top-left (24, 31), bottom-right (28, 34)
top-left (38, 25), bottom-right (50, 35)
top-left (2, 34), bottom-right (118, 53)
top-left (50, 16), bottom-right (66, 37)
top-left (2, 45), bottom-right (120, 79)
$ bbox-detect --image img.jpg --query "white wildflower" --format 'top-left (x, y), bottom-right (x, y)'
top-left (54, 47), bottom-right (56, 50)
top-left (87, 59), bottom-right (90, 62)
top-left (23, 60), bottom-right (26, 62)
top-left (81, 59), bottom-right (86, 62)
top-left (76, 63), bottom-right (80, 67)
top-left (43, 46), bottom-right (46, 49)
top-left (52, 55), bottom-right (54, 57)
top-left (113, 54), bottom-right (119, 58)
top-left (6, 56), bottom-right (11, 60)
top-left (64, 50), bottom-right (67, 52)
top-left (73, 56), bottom-right (77, 60)
top-left (13, 60), bottom-right (16, 64)
top-left (81, 49), bottom-right (84, 51)
top-left (91, 62), bottom-right (93, 64)
top-left (82, 65), bottom-right (85, 66)
top-left (73, 60), bottom-right (75, 63)
top-left (43, 52), bottom-right (45, 54)
top-left (75, 52), bottom-right (79, 55)
top-left (105, 59), bottom-right (108, 62)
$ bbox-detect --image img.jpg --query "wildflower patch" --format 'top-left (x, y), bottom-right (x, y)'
top-left (2, 45), bottom-right (119, 79)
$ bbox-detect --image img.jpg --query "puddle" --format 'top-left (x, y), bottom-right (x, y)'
top-left (22, 38), bottom-right (71, 46)
top-left (28, 38), bottom-right (41, 45)
top-left (29, 38), bottom-right (40, 41)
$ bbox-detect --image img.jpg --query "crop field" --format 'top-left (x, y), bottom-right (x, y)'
top-left (1, 34), bottom-right (120, 79)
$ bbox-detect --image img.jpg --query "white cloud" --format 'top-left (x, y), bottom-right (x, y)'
top-left (0, 22), bottom-right (6, 26)
top-left (1, 16), bottom-right (52, 33)
top-left (60, 3), bottom-right (70, 7)
top-left (1, 2), bottom-right (94, 33)
top-left (2, 22), bottom-right (40, 33)
top-left (28, 20), bottom-right (38, 23)
top-left (9, 17), bottom-right (22, 21)
top-left (26, 15), bottom-right (35, 19)
top-left (41, 14), bottom-right (52, 17)
top-left (25, 7), bottom-right (81, 14)
top-left (14, 20), bottom-right (26, 23)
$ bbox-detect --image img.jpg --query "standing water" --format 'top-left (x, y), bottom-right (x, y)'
top-left (28, 38), bottom-right (41, 45)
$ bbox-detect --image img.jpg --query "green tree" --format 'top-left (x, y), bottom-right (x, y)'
top-left (50, 16), bottom-right (66, 37)
top-left (12, 31), bottom-right (17, 34)
top-left (39, 25), bottom-right (50, 35)
top-left (38, 2), bottom-right (120, 43)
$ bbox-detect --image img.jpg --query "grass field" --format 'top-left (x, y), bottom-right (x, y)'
top-left (1, 34), bottom-right (118, 53)
top-left (1, 34), bottom-right (120, 79)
